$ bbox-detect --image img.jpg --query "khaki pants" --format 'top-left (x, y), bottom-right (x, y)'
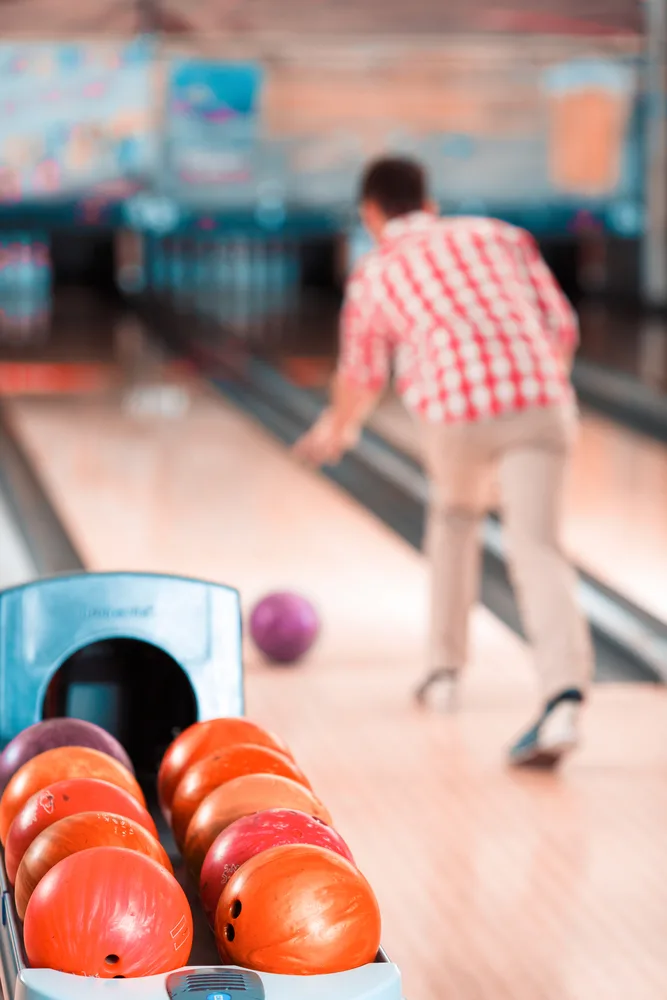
top-left (419, 402), bottom-right (593, 701)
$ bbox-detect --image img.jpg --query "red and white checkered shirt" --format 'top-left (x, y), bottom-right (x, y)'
top-left (338, 212), bottom-right (577, 423)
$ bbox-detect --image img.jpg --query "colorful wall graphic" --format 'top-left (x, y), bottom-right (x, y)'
top-left (163, 61), bottom-right (264, 201)
top-left (256, 44), bottom-right (644, 235)
top-left (543, 59), bottom-right (637, 198)
top-left (0, 37), bottom-right (154, 203)
top-left (0, 36), bottom-right (650, 238)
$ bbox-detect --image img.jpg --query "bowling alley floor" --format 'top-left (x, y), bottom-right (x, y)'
top-left (2, 379), bottom-right (667, 1000)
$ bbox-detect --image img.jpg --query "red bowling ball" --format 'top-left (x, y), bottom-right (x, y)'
top-left (4, 778), bottom-right (157, 885)
top-left (184, 773), bottom-right (333, 878)
top-left (0, 746), bottom-right (144, 845)
top-left (200, 808), bottom-right (355, 925)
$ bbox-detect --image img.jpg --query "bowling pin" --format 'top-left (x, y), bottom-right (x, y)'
top-left (229, 239), bottom-right (248, 334)
top-left (238, 239), bottom-right (251, 335)
top-left (192, 240), bottom-right (204, 305)
top-left (167, 240), bottom-right (176, 300)
top-left (191, 241), bottom-right (203, 315)
top-left (284, 238), bottom-right (300, 288)
top-left (179, 241), bottom-right (193, 308)
top-left (34, 239), bottom-right (52, 337)
top-left (248, 239), bottom-right (264, 337)
top-left (4, 238), bottom-right (25, 340)
top-left (155, 238), bottom-right (168, 292)
top-left (0, 244), bottom-right (7, 305)
top-left (216, 238), bottom-right (230, 290)
top-left (144, 237), bottom-right (154, 291)
top-left (204, 240), bottom-right (218, 312)
top-left (163, 240), bottom-right (173, 296)
top-left (202, 241), bottom-right (218, 317)
top-left (209, 240), bottom-right (226, 325)
top-left (248, 239), bottom-right (265, 339)
top-left (283, 239), bottom-right (300, 335)
top-left (172, 241), bottom-right (186, 304)
top-left (266, 239), bottom-right (282, 297)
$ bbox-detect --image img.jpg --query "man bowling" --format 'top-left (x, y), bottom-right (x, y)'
top-left (294, 156), bottom-right (593, 767)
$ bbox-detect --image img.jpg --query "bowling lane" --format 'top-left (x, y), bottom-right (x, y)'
top-left (4, 383), bottom-right (667, 1000)
top-left (370, 393), bottom-right (667, 623)
top-left (0, 488), bottom-right (34, 589)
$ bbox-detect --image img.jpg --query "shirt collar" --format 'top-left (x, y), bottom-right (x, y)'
top-left (381, 211), bottom-right (437, 244)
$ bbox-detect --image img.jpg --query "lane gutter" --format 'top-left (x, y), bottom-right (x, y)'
top-left (0, 406), bottom-right (84, 576)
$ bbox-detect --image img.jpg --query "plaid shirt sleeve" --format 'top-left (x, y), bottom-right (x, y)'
top-left (337, 259), bottom-right (392, 391)
top-left (517, 232), bottom-right (579, 353)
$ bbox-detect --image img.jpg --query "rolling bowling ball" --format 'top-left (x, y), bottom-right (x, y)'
top-left (250, 592), bottom-right (320, 664)
top-left (215, 844), bottom-right (381, 975)
top-left (4, 777), bottom-right (157, 885)
top-left (184, 773), bottom-right (332, 878)
top-left (158, 718), bottom-right (293, 821)
top-left (171, 743), bottom-right (312, 850)
top-left (0, 718), bottom-right (134, 795)
top-left (24, 847), bottom-right (193, 978)
top-left (0, 746), bottom-right (144, 844)
top-left (15, 811), bottom-right (172, 919)
top-left (200, 808), bottom-right (355, 926)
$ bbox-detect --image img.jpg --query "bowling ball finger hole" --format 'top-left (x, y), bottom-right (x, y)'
top-left (105, 955), bottom-right (120, 966)
top-left (225, 925), bottom-right (236, 942)
top-left (231, 900), bottom-right (242, 918)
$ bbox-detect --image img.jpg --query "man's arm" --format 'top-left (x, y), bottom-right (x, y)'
top-left (293, 264), bottom-right (390, 466)
top-left (330, 372), bottom-right (383, 432)
top-left (518, 232), bottom-right (579, 371)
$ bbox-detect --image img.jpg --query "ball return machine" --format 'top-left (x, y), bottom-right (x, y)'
top-left (0, 572), bottom-right (403, 1000)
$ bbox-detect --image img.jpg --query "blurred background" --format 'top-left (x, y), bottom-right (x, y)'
top-left (0, 3), bottom-right (666, 997)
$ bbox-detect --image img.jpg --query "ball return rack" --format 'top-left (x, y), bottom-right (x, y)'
top-left (0, 573), bottom-right (403, 1000)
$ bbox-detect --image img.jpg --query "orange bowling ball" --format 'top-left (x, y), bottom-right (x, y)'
top-left (24, 847), bottom-right (193, 978)
top-left (158, 718), bottom-right (292, 820)
top-left (15, 811), bottom-right (172, 920)
top-left (0, 747), bottom-right (144, 845)
top-left (171, 743), bottom-right (311, 849)
top-left (215, 844), bottom-right (381, 975)
top-left (184, 773), bottom-right (332, 877)
top-left (4, 778), bottom-right (157, 885)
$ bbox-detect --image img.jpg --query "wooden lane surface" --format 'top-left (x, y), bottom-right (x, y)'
top-left (4, 389), bottom-right (667, 1000)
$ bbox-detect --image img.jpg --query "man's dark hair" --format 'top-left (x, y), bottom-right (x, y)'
top-left (360, 157), bottom-right (428, 218)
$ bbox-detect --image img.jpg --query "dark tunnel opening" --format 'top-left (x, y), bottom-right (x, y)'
top-left (42, 638), bottom-right (198, 782)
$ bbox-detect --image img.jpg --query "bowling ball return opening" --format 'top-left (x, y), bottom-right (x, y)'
top-left (0, 572), bottom-right (403, 1000)
top-left (42, 638), bottom-right (198, 780)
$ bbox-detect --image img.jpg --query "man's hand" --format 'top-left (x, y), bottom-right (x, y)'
top-left (293, 409), bottom-right (360, 468)
top-left (293, 378), bottom-right (381, 468)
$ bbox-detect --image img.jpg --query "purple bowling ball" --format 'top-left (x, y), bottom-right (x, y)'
top-left (249, 592), bottom-right (320, 665)
top-left (0, 718), bottom-right (134, 794)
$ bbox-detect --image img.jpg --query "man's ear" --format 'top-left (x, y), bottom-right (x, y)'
top-left (360, 200), bottom-right (386, 242)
